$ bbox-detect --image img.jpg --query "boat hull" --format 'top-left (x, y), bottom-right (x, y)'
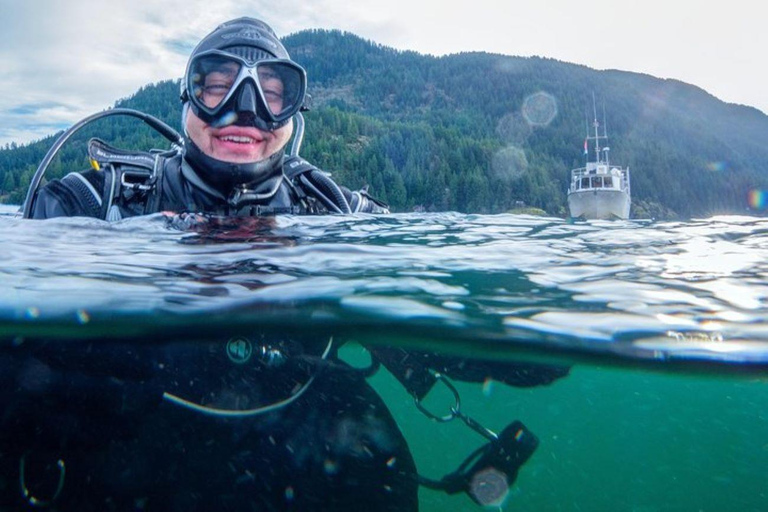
top-left (567, 189), bottom-right (630, 220)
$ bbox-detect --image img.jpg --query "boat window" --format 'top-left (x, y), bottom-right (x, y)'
top-left (591, 177), bottom-right (602, 188)
top-left (581, 177), bottom-right (590, 189)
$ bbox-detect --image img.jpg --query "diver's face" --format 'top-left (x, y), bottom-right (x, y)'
top-left (185, 106), bottom-right (293, 164)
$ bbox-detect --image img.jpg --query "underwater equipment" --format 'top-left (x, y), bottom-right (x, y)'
top-left (421, 420), bottom-right (538, 506)
top-left (22, 108), bottom-right (183, 219)
top-left (365, 347), bottom-right (540, 506)
top-left (161, 336), bottom-right (334, 418)
top-left (413, 372), bottom-right (539, 506)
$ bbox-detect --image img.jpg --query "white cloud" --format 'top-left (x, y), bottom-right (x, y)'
top-left (0, 0), bottom-right (765, 146)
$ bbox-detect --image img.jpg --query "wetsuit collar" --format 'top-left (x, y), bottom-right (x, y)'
top-left (181, 157), bottom-right (285, 209)
top-left (181, 158), bottom-right (227, 200)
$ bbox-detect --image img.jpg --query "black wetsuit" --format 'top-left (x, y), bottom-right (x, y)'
top-left (0, 336), bottom-right (418, 511)
top-left (30, 151), bottom-right (388, 220)
top-left (14, 150), bottom-right (569, 511)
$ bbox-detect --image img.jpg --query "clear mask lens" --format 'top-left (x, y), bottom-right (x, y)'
top-left (255, 62), bottom-right (304, 118)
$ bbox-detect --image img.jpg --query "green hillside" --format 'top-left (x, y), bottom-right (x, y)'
top-left (2, 29), bottom-right (767, 218)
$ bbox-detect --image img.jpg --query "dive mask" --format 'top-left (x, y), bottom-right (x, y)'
top-left (184, 50), bottom-right (307, 131)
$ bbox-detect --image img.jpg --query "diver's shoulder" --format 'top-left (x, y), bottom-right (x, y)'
top-left (31, 169), bottom-right (106, 219)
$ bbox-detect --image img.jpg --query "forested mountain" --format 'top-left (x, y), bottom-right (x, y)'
top-left (2, 29), bottom-right (767, 218)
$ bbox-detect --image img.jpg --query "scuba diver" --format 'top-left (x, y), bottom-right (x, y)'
top-left (9, 16), bottom-right (569, 511)
top-left (27, 17), bottom-right (386, 219)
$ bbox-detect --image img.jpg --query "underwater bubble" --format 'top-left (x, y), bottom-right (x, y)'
top-left (469, 467), bottom-right (509, 507)
top-left (496, 112), bottom-right (533, 145)
top-left (522, 92), bottom-right (558, 127)
top-left (748, 189), bottom-right (767, 210)
top-left (491, 146), bottom-right (529, 182)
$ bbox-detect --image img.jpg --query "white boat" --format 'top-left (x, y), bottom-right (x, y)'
top-left (567, 109), bottom-right (630, 220)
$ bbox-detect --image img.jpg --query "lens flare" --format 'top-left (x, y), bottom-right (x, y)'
top-left (522, 92), bottom-right (557, 127)
top-left (496, 112), bottom-right (532, 145)
top-left (76, 309), bottom-right (90, 324)
top-left (482, 378), bottom-right (494, 396)
top-left (748, 189), bottom-right (767, 210)
top-left (491, 146), bottom-right (528, 182)
top-left (706, 161), bottom-right (728, 172)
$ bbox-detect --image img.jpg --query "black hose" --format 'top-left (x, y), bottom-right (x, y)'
top-left (22, 108), bottom-right (182, 218)
top-left (306, 169), bottom-right (352, 213)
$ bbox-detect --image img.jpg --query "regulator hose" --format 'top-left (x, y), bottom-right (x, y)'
top-left (22, 108), bottom-right (183, 218)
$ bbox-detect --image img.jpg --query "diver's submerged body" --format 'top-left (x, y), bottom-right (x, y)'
top-left (0, 337), bottom-right (418, 511)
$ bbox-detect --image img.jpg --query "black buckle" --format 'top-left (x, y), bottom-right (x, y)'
top-left (120, 168), bottom-right (156, 191)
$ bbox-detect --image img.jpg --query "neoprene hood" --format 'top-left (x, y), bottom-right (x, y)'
top-left (180, 17), bottom-right (296, 200)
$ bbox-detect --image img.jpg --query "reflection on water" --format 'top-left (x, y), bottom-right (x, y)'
top-left (1, 211), bottom-right (767, 511)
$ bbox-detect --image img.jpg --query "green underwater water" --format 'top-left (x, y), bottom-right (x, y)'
top-left (348, 345), bottom-right (768, 512)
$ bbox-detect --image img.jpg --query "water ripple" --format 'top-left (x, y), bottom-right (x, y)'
top-left (3, 212), bottom-right (768, 367)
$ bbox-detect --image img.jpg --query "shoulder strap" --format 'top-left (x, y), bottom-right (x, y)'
top-left (88, 138), bottom-right (158, 170)
top-left (58, 172), bottom-right (104, 218)
top-left (87, 138), bottom-right (177, 218)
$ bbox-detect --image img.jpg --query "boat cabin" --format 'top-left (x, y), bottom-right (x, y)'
top-left (570, 163), bottom-right (628, 192)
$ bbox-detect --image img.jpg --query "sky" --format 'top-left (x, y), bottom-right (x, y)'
top-left (0, 0), bottom-right (765, 147)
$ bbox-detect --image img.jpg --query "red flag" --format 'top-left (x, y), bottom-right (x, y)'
top-left (583, 139), bottom-right (589, 155)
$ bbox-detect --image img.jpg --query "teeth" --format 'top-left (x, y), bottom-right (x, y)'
top-left (220, 135), bottom-right (255, 143)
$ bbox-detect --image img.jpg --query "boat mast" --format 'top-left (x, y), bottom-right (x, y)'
top-left (586, 93), bottom-right (608, 165)
top-left (592, 93), bottom-right (601, 163)
top-left (602, 101), bottom-right (610, 167)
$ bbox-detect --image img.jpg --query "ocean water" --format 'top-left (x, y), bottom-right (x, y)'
top-left (1, 207), bottom-right (767, 511)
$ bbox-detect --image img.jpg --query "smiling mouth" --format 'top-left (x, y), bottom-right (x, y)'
top-left (218, 135), bottom-right (258, 144)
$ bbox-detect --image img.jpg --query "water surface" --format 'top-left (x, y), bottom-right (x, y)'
top-left (2, 209), bottom-right (767, 511)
